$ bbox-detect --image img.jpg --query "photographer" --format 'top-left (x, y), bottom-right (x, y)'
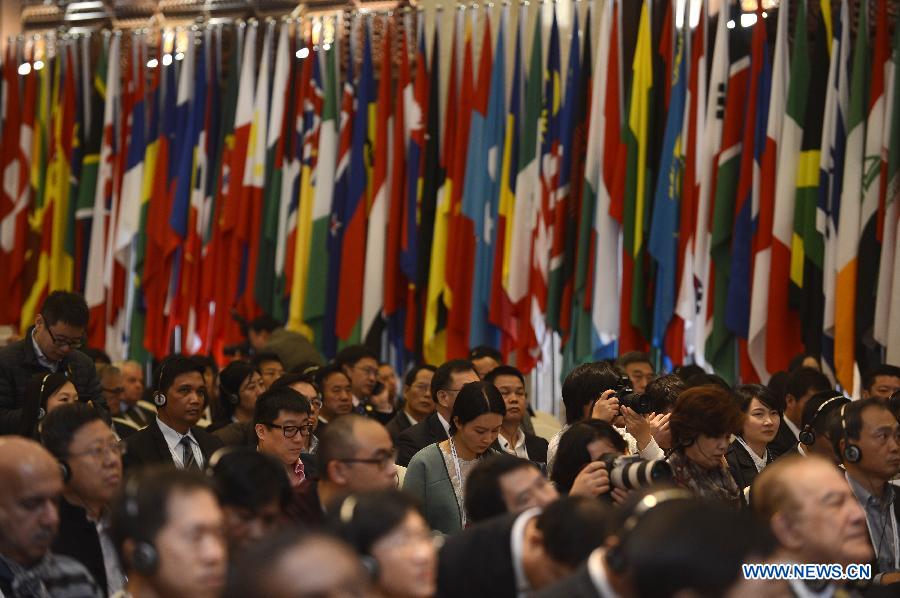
top-left (551, 421), bottom-right (628, 503)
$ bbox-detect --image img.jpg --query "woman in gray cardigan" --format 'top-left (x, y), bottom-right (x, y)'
top-left (403, 381), bottom-right (506, 534)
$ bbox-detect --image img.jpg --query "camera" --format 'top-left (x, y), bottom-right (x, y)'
top-left (598, 454), bottom-right (672, 490)
top-left (611, 374), bottom-right (657, 415)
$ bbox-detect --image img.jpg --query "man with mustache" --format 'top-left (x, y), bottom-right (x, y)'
top-left (0, 436), bottom-right (102, 597)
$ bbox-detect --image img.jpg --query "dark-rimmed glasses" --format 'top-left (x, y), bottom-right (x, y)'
top-left (265, 423), bottom-right (314, 439)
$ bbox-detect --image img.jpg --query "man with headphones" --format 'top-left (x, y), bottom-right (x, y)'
top-left (40, 403), bottom-right (126, 595)
top-left (829, 397), bottom-right (900, 584)
top-left (109, 466), bottom-right (227, 598)
top-left (797, 390), bottom-right (849, 463)
top-left (124, 355), bottom-right (222, 471)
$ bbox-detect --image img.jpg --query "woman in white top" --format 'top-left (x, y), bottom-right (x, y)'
top-left (726, 384), bottom-right (784, 496)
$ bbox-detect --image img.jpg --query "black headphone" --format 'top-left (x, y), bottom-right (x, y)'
top-left (839, 403), bottom-right (862, 464)
top-left (204, 446), bottom-right (242, 478)
top-left (37, 372), bottom-right (53, 421)
top-left (152, 362), bottom-right (168, 408)
top-left (605, 488), bottom-right (692, 573)
top-left (338, 495), bottom-right (380, 579)
top-left (123, 476), bottom-right (161, 576)
top-left (799, 394), bottom-right (847, 446)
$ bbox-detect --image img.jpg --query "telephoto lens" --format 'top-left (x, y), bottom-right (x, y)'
top-left (598, 454), bottom-right (672, 491)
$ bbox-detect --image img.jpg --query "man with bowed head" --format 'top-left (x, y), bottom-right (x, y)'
top-left (0, 436), bottom-right (102, 597)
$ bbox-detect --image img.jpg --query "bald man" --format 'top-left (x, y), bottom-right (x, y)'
top-left (0, 437), bottom-right (102, 597)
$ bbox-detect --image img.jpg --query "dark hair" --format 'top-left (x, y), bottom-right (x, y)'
top-left (612, 494), bottom-right (776, 597)
top-left (431, 359), bottom-right (476, 402)
top-left (464, 454), bottom-right (539, 523)
top-left (828, 397), bottom-right (891, 460)
top-left (800, 390), bottom-right (847, 431)
top-left (733, 384), bottom-right (784, 415)
top-left (674, 364), bottom-right (705, 382)
top-left (314, 363), bottom-right (351, 390)
top-left (208, 448), bottom-right (292, 511)
top-left (318, 415), bottom-right (368, 482)
top-left (20, 371), bottom-right (75, 437)
top-left (616, 351), bottom-right (652, 369)
top-left (483, 365), bottom-right (525, 386)
top-left (290, 361), bottom-right (321, 375)
top-left (269, 372), bottom-right (319, 397)
top-left (788, 353), bottom-right (820, 372)
top-left (40, 403), bottom-right (105, 461)
top-left (192, 354), bottom-right (219, 376)
top-left (110, 467), bottom-right (215, 568)
top-left (82, 347), bottom-right (112, 365)
top-left (448, 382), bottom-right (506, 435)
top-left (644, 374), bottom-right (686, 413)
top-left (328, 490), bottom-right (425, 555)
top-left (252, 352), bottom-right (284, 369)
top-left (670, 386), bottom-right (743, 448)
top-left (253, 387), bottom-right (312, 426)
top-left (249, 315), bottom-right (281, 334)
top-left (767, 371), bottom-right (789, 405)
top-left (334, 345), bottom-right (379, 369)
top-left (403, 364), bottom-right (437, 387)
top-left (786, 367), bottom-right (831, 401)
top-left (468, 345), bottom-right (502, 362)
top-left (862, 364), bottom-right (900, 392)
top-left (218, 361), bottom-right (259, 419)
top-left (561, 362), bottom-right (620, 425)
top-left (684, 373), bottom-right (731, 391)
top-left (552, 421), bottom-right (626, 494)
top-left (153, 354), bottom-right (205, 394)
top-left (536, 496), bottom-right (610, 567)
top-left (41, 290), bottom-right (89, 328)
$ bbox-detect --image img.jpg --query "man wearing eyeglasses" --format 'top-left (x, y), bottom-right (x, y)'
top-left (40, 403), bottom-right (127, 596)
top-left (385, 364), bottom-right (437, 444)
top-left (0, 290), bottom-right (106, 435)
top-left (255, 387), bottom-right (316, 488)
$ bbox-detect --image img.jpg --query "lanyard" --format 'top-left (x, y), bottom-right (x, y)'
top-left (867, 500), bottom-right (900, 571)
top-left (448, 438), bottom-right (467, 528)
top-left (735, 436), bottom-right (767, 473)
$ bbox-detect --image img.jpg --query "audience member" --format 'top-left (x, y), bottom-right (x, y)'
top-left (0, 291), bottom-right (105, 434)
top-left (468, 345), bottom-right (502, 379)
top-left (673, 363), bottom-right (705, 383)
top-left (313, 364), bottom-right (353, 438)
top-left (0, 436), bottom-right (102, 597)
top-left (18, 371), bottom-right (79, 438)
top-left (862, 364), bottom-right (900, 401)
top-left (683, 372), bottom-right (730, 390)
top-left (397, 359), bottom-right (479, 467)
top-left (788, 352), bottom-right (821, 372)
top-left (639, 373), bottom-right (684, 450)
top-left (40, 404), bottom-right (126, 595)
top-left (377, 362), bottom-right (399, 407)
top-left (206, 447), bottom-right (290, 551)
top-left (551, 421), bottom-right (626, 500)
top-left (193, 355), bottom-right (220, 425)
top-left (464, 454), bottom-right (558, 523)
top-left (770, 366), bottom-right (831, 456)
top-left (124, 355), bottom-right (222, 470)
top-left (252, 352), bottom-right (285, 390)
top-left (615, 351), bottom-right (654, 394)
top-left (829, 398), bottom-right (900, 581)
top-left (109, 467), bottom-right (227, 598)
top-left (269, 371), bottom-right (323, 439)
top-left (366, 380), bottom-right (396, 425)
top-left (254, 387), bottom-right (315, 487)
top-left (247, 314), bottom-right (324, 371)
top-left (82, 348), bottom-right (112, 367)
top-left (385, 364), bottom-right (436, 443)
top-left (485, 365), bottom-right (548, 465)
top-left (334, 345), bottom-right (380, 411)
top-left (329, 490), bottom-right (437, 598)
top-left (535, 489), bottom-right (777, 598)
top-left (209, 360), bottom-right (264, 431)
top-left (404, 381), bottom-right (505, 534)
top-left (797, 390), bottom-right (848, 463)
top-left (291, 415), bottom-right (397, 528)
top-left (224, 530), bottom-right (370, 598)
top-left (753, 454), bottom-right (874, 594)
top-left (667, 386), bottom-right (743, 506)
top-left (98, 364), bottom-right (141, 439)
top-left (726, 384), bottom-right (784, 497)
top-left (436, 496), bottom-right (610, 597)
top-left (117, 360), bottom-right (154, 429)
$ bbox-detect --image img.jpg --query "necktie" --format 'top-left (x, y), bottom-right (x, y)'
top-left (180, 436), bottom-right (198, 470)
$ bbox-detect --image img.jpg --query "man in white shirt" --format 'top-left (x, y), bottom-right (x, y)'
top-left (486, 366), bottom-right (548, 465)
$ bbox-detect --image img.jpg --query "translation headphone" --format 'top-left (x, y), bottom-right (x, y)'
top-left (799, 394), bottom-right (847, 446)
top-left (839, 403), bottom-right (862, 464)
top-left (37, 373), bottom-right (52, 421)
top-left (338, 495), bottom-right (380, 579)
top-left (152, 362), bottom-right (169, 408)
top-left (123, 476), bottom-right (161, 576)
top-left (605, 488), bottom-right (693, 573)
top-left (204, 446), bottom-right (242, 478)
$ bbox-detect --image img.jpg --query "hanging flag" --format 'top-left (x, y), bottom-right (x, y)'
top-left (835, 3), bottom-right (869, 392)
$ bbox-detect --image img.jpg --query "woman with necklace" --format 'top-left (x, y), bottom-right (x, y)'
top-left (726, 384), bottom-right (784, 499)
top-left (403, 381), bottom-right (506, 534)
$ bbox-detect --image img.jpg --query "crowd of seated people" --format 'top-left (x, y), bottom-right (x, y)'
top-left (2, 290), bottom-right (900, 597)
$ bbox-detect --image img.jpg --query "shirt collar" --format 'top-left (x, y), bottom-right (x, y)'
top-left (846, 470), bottom-right (895, 508)
top-left (403, 410), bottom-right (418, 426)
top-left (437, 413), bottom-right (451, 436)
top-left (156, 417), bottom-right (196, 452)
top-left (784, 417), bottom-right (801, 440)
top-left (587, 549), bottom-right (620, 598)
top-left (498, 428), bottom-right (526, 452)
top-left (31, 329), bottom-right (57, 371)
top-left (510, 508), bottom-right (541, 595)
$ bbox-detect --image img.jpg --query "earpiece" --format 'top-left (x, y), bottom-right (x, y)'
top-left (799, 395), bottom-right (846, 446)
top-left (153, 362), bottom-right (168, 408)
top-left (58, 460), bottom-right (71, 483)
top-left (839, 404), bottom-right (862, 464)
top-left (124, 476), bottom-right (160, 576)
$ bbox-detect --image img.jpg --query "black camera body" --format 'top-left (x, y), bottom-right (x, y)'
top-left (598, 453), bottom-right (673, 491)
top-left (611, 374), bottom-right (657, 415)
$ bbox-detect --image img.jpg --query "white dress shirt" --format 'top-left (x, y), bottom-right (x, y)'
top-left (510, 508), bottom-right (541, 597)
top-left (498, 428), bottom-right (530, 459)
top-left (156, 418), bottom-right (204, 469)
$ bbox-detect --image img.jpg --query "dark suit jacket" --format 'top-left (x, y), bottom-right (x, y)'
top-left (726, 440), bottom-right (777, 492)
top-left (532, 564), bottom-right (604, 598)
top-left (286, 479), bottom-right (325, 528)
top-left (0, 329), bottom-right (105, 434)
top-left (124, 417), bottom-right (222, 470)
top-left (492, 432), bottom-right (550, 466)
top-left (397, 412), bottom-right (448, 467)
top-left (769, 419), bottom-right (800, 458)
top-left (385, 410), bottom-right (415, 444)
top-left (436, 513), bottom-right (518, 598)
top-left (52, 499), bottom-right (109, 593)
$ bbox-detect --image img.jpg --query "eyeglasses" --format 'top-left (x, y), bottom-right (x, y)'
top-left (69, 439), bottom-right (126, 461)
top-left (41, 314), bottom-right (85, 349)
top-left (410, 383), bottom-right (431, 393)
top-left (102, 386), bottom-right (125, 395)
top-left (266, 423), bottom-right (314, 439)
top-left (339, 449), bottom-right (397, 470)
top-left (354, 365), bottom-right (379, 377)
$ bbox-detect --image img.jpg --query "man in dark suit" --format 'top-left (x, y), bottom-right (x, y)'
top-left (485, 365), bottom-right (549, 465)
top-left (125, 355), bottom-right (222, 470)
top-left (436, 496), bottom-right (610, 598)
top-left (396, 359), bottom-right (479, 466)
top-left (0, 291), bottom-right (106, 434)
top-left (385, 364), bottom-right (436, 443)
top-left (769, 367), bottom-right (831, 457)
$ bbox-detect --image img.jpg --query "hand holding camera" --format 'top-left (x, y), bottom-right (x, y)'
top-left (569, 461), bottom-right (611, 498)
top-left (590, 389), bottom-right (620, 422)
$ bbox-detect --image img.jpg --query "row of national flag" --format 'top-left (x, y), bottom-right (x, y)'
top-left (1, 1), bottom-right (899, 389)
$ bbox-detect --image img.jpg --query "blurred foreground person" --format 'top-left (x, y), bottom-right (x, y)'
top-left (464, 454), bottom-right (559, 523)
